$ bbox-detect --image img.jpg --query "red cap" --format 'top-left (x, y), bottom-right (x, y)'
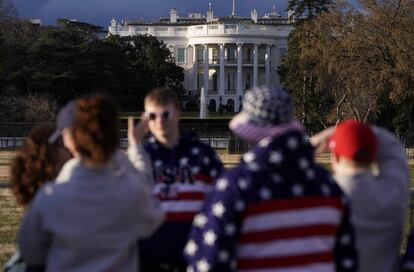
top-left (329, 120), bottom-right (377, 163)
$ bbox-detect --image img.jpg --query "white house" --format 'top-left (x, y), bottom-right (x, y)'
top-left (108, 3), bottom-right (294, 112)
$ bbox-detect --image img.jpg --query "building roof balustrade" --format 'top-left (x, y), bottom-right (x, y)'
top-left (110, 22), bottom-right (291, 39)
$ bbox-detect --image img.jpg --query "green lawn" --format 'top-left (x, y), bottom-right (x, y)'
top-left (0, 190), bottom-right (22, 266)
top-left (120, 111), bottom-right (235, 120)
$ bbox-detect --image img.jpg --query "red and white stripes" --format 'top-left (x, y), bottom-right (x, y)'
top-left (237, 197), bottom-right (344, 271)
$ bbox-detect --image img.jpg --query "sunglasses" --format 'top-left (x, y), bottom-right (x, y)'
top-left (144, 110), bottom-right (171, 121)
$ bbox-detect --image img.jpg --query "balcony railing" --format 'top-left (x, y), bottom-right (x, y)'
top-left (208, 89), bottom-right (218, 94)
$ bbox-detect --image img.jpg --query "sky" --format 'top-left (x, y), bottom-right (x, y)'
top-left (13, 0), bottom-right (291, 27)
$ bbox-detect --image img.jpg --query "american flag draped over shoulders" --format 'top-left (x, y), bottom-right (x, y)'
top-left (185, 130), bottom-right (357, 272)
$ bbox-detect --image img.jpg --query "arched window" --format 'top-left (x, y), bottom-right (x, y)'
top-left (208, 99), bottom-right (217, 112)
top-left (226, 99), bottom-right (235, 112)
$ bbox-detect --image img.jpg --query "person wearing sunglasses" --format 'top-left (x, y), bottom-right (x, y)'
top-left (128, 87), bottom-right (224, 272)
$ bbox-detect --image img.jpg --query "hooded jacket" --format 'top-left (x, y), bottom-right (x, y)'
top-left (334, 127), bottom-right (409, 272)
top-left (18, 151), bottom-right (164, 272)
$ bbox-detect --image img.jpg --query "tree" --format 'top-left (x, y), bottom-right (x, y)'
top-left (0, 18), bottom-right (185, 118)
top-left (107, 34), bottom-right (184, 109)
top-left (0, 0), bottom-right (17, 21)
top-left (288, 0), bottom-right (332, 19)
top-left (280, 0), bottom-right (414, 133)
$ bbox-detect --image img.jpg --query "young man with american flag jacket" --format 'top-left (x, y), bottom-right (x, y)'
top-left (128, 87), bottom-right (224, 272)
top-left (184, 87), bottom-right (358, 272)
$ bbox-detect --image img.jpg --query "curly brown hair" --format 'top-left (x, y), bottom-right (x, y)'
top-left (72, 95), bottom-right (119, 165)
top-left (10, 126), bottom-right (60, 206)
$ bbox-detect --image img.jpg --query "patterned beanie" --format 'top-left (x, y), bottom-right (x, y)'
top-left (230, 87), bottom-right (298, 144)
top-left (241, 86), bottom-right (293, 126)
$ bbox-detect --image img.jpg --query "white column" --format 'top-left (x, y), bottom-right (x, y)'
top-left (192, 45), bottom-right (198, 91)
top-left (265, 44), bottom-right (271, 87)
top-left (237, 43), bottom-right (243, 95)
top-left (203, 44), bottom-right (209, 93)
top-left (219, 44), bottom-right (225, 95)
top-left (253, 43), bottom-right (259, 88)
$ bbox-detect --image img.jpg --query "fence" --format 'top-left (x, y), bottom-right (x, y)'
top-left (0, 122), bottom-right (412, 157)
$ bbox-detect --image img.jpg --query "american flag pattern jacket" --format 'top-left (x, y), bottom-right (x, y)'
top-left (140, 130), bottom-right (224, 264)
top-left (185, 130), bottom-right (358, 272)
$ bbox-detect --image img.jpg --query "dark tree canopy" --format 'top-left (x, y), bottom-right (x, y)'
top-left (0, 17), bottom-right (184, 121)
top-left (288, 0), bottom-right (333, 19)
top-left (279, 0), bottom-right (414, 133)
top-left (0, 0), bottom-right (17, 21)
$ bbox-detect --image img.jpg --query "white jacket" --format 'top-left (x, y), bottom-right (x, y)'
top-left (334, 127), bottom-right (410, 272)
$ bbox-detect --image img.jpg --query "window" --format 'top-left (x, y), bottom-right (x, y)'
top-left (226, 99), bottom-right (235, 112)
top-left (197, 48), bottom-right (204, 62)
top-left (212, 48), bottom-right (218, 63)
top-left (212, 72), bottom-right (218, 91)
top-left (208, 99), bottom-right (217, 112)
top-left (177, 48), bottom-right (185, 63)
top-left (227, 72), bottom-right (236, 91)
top-left (226, 47), bottom-right (236, 61)
top-left (245, 73), bottom-right (251, 90)
top-left (247, 48), bottom-right (252, 61)
top-left (198, 73), bottom-right (204, 90)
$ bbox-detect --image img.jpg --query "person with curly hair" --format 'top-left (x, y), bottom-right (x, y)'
top-left (10, 126), bottom-right (70, 206)
top-left (18, 94), bottom-right (164, 272)
top-left (4, 126), bottom-right (71, 272)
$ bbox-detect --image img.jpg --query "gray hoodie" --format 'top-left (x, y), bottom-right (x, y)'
top-left (18, 150), bottom-right (164, 272)
top-left (334, 127), bottom-right (410, 272)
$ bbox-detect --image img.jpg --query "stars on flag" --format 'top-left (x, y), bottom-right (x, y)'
top-left (243, 152), bottom-right (255, 163)
top-left (154, 160), bottom-right (163, 168)
top-left (180, 157), bottom-right (189, 165)
top-left (287, 137), bottom-right (299, 150)
top-left (259, 187), bottom-right (272, 200)
top-left (196, 258), bottom-right (211, 272)
top-left (203, 230), bottom-right (217, 246)
top-left (238, 178), bottom-right (249, 190)
top-left (192, 147), bottom-right (200, 155)
top-left (225, 223), bottom-right (236, 235)
top-left (185, 240), bottom-right (198, 256)
top-left (212, 202), bottom-right (226, 218)
top-left (292, 183), bottom-right (304, 196)
top-left (216, 178), bottom-right (229, 191)
top-left (218, 250), bottom-right (230, 262)
top-left (203, 156), bottom-right (211, 165)
top-left (194, 214), bottom-right (208, 228)
top-left (269, 151), bottom-right (283, 164)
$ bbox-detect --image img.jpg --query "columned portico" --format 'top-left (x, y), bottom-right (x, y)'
top-left (253, 43), bottom-right (259, 88)
top-left (219, 44), bottom-right (225, 95)
top-left (237, 43), bottom-right (243, 96)
top-left (187, 42), bottom-right (277, 111)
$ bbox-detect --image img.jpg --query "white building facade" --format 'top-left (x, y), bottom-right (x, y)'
top-left (109, 6), bottom-right (293, 112)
